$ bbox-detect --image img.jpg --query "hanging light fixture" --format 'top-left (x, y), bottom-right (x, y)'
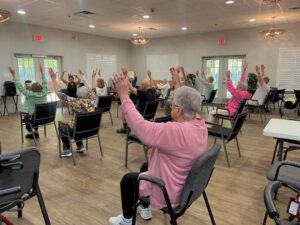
top-left (260, 16), bottom-right (286, 38)
top-left (0, 9), bottom-right (11, 23)
top-left (130, 27), bottom-right (150, 46)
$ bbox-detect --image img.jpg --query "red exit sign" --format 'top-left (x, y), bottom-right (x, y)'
top-left (218, 39), bottom-right (226, 45)
top-left (33, 34), bottom-right (43, 42)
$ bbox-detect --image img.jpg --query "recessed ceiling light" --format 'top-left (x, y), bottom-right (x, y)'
top-left (249, 18), bottom-right (256, 22)
top-left (89, 24), bottom-right (95, 28)
top-left (181, 27), bottom-right (187, 31)
top-left (17, 10), bottom-right (26, 15)
top-left (132, 33), bottom-right (138, 37)
top-left (143, 15), bottom-right (150, 19)
top-left (225, 0), bottom-right (235, 4)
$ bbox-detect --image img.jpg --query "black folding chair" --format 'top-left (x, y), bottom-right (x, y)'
top-left (20, 102), bottom-right (58, 146)
top-left (215, 100), bottom-right (246, 126)
top-left (58, 110), bottom-right (103, 166)
top-left (0, 149), bottom-right (50, 225)
top-left (201, 89), bottom-right (217, 113)
top-left (270, 89), bottom-right (285, 114)
top-left (247, 90), bottom-right (272, 123)
top-left (125, 101), bottom-right (159, 167)
top-left (294, 90), bottom-right (300, 117)
top-left (96, 95), bottom-right (113, 126)
top-left (206, 112), bottom-right (248, 168)
top-left (132, 144), bottom-right (221, 225)
top-left (263, 181), bottom-right (299, 225)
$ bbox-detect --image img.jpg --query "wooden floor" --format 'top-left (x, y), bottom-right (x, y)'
top-left (0, 103), bottom-right (299, 225)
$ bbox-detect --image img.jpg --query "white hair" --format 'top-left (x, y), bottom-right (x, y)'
top-left (77, 86), bottom-right (89, 98)
top-left (237, 82), bottom-right (248, 91)
top-left (173, 86), bottom-right (202, 120)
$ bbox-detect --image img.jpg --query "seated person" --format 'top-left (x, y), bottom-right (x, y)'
top-left (129, 72), bottom-right (138, 88)
top-left (60, 71), bottom-right (81, 98)
top-left (91, 69), bottom-right (108, 106)
top-left (109, 69), bottom-right (208, 225)
top-left (49, 68), bottom-right (96, 157)
top-left (25, 80), bottom-right (32, 90)
top-left (116, 69), bottom-right (156, 133)
top-left (247, 64), bottom-right (270, 106)
top-left (194, 69), bottom-right (214, 100)
top-left (208, 64), bottom-right (252, 121)
top-left (8, 65), bottom-right (47, 139)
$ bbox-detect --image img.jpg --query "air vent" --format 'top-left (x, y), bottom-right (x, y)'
top-left (256, 0), bottom-right (282, 4)
top-left (73, 10), bottom-right (96, 17)
top-left (148, 27), bottom-right (158, 31)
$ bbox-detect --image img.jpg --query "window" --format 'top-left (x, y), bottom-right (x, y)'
top-left (43, 59), bottom-right (58, 81)
top-left (17, 58), bottom-right (35, 84)
top-left (227, 58), bottom-right (243, 98)
top-left (204, 59), bottom-right (220, 89)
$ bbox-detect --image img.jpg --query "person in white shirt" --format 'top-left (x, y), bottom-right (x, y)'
top-left (194, 69), bottom-right (214, 100)
top-left (91, 69), bottom-right (108, 107)
top-left (247, 64), bottom-right (270, 106)
top-left (157, 78), bottom-right (170, 99)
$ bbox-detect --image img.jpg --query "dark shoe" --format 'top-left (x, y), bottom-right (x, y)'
top-left (25, 133), bottom-right (34, 139)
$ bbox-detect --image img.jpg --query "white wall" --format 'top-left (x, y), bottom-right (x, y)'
top-left (131, 22), bottom-right (300, 87)
top-left (0, 21), bottom-right (131, 111)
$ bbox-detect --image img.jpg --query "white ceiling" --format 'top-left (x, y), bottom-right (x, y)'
top-left (1, 0), bottom-right (300, 39)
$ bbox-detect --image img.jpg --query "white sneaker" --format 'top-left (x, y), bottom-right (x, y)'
top-left (61, 150), bottom-right (72, 157)
top-left (76, 146), bottom-right (86, 153)
top-left (137, 205), bottom-right (152, 220)
top-left (108, 214), bottom-right (136, 225)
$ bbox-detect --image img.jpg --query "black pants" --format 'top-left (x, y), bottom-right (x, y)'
top-left (121, 162), bottom-right (149, 219)
top-left (58, 125), bottom-right (83, 150)
top-left (23, 115), bottom-right (38, 132)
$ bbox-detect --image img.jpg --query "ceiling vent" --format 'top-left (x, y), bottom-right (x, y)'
top-left (256, 0), bottom-right (282, 4)
top-left (287, 6), bottom-right (300, 11)
top-left (73, 10), bottom-right (96, 17)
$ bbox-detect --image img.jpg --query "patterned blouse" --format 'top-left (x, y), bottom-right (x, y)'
top-left (57, 90), bottom-right (96, 128)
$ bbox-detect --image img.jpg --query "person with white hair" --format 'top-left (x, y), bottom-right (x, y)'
top-left (108, 67), bottom-right (208, 225)
top-left (194, 69), bottom-right (214, 100)
top-left (49, 68), bottom-right (96, 157)
top-left (156, 78), bottom-right (171, 99)
top-left (247, 64), bottom-right (270, 106)
top-left (208, 63), bottom-right (252, 121)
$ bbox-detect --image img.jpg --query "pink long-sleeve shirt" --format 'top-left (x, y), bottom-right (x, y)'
top-left (121, 99), bottom-right (208, 209)
top-left (225, 74), bottom-right (252, 115)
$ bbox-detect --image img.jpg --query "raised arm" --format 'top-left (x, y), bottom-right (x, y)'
top-left (180, 66), bottom-right (191, 86)
top-left (78, 69), bottom-right (92, 90)
top-left (49, 68), bottom-right (72, 101)
top-left (60, 71), bottom-right (68, 85)
top-left (169, 67), bottom-right (180, 89)
top-left (91, 69), bottom-right (97, 88)
top-left (8, 66), bottom-right (29, 96)
top-left (74, 73), bottom-right (81, 85)
top-left (240, 63), bottom-right (248, 82)
top-left (226, 70), bottom-right (239, 97)
top-left (147, 70), bottom-right (156, 88)
top-left (39, 64), bottom-right (47, 94)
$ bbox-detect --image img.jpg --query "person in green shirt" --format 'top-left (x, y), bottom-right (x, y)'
top-left (8, 65), bottom-right (47, 139)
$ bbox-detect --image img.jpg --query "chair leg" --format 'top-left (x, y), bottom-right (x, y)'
top-left (262, 210), bottom-right (268, 225)
top-left (214, 138), bottom-right (217, 144)
top-left (69, 140), bottom-right (76, 166)
top-left (203, 190), bottom-right (216, 225)
top-left (206, 105), bottom-right (209, 114)
top-left (36, 185), bottom-right (51, 225)
top-left (31, 124), bottom-right (37, 146)
top-left (117, 104), bottom-right (119, 118)
top-left (86, 139), bottom-right (89, 151)
top-left (143, 145), bottom-right (148, 163)
top-left (235, 137), bottom-right (241, 158)
top-left (109, 111), bottom-right (113, 126)
top-left (271, 139), bottom-right (279, 164)
top-left (222, 140), bottom-right (230, 168)
top-left (125, 139), bottom-right (129, 168)
top-left (258, 107), bottom-right (263, 123)
top-left (97, 134), bottom-right (103, 158)
top-left (17, 203), bottom-right (22, 218)
top-left (21, 122), bottom-right (24, 144)
top-left (44, 125), bottom-right (46, 137)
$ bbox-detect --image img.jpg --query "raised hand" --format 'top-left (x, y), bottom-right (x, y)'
top-left (97, 68), bottom-right (101, 76)
top-left (92, 69), bottom-right (97, 78)
top-left (112, 72), bottom-right (129, 102)
top-left (242, 63), bottom-right (248, 73)
top-left (255, 65), bottom-right (260, 75)
top-left (146, 70), bottom-right (152, 78)
top-left (8, 66), bottom-right (16, 77)
top-left (170, 67), bottom-right (180, 88)
top-left (78, 69), bottom-right (84, 77)
top-left (49, 68), bottom-right (56, 80)
top-left (121, 68), bottom-right (128, 77)
top-left (261, 64), bottom-right (265, 71)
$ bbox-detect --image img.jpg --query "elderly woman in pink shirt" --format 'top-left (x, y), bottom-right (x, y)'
top-left (109, 67), bottom-right (208, 225)
top-left (208, 64), bottom-right (252, 121)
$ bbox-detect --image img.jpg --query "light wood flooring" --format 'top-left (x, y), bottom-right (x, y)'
top-left (0, 103), bottom-right (299, 225)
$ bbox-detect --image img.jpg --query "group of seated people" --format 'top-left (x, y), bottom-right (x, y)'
top-left (7, 62), bottom-right (271, 225)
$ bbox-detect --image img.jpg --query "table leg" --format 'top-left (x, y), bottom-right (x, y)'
top-left (271, 139), bottom-right (279, 164)
top-left (13, 95), bottom-right (19, 113)
top-left (2, 96), bottom-right (8, 116)
top-left (277, 139), bottom-right (284, 161)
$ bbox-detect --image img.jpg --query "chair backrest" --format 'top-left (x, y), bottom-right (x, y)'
top-left (143, 101), bottom-right (159, 120)
top-left (130, 93), bottom-right (138, 104)
top-left (164, 88), bottom-right (172, 101)
top-left (97, 95), bottom-right (113, 113)
top-left (227, 112), bottom-right (248, 141)
top-left (178, 144), bottom-right (221, 212)
top-left (154, 115), bottom-right (173, 123)
top-left (0, 149), bottom-right (40, 205)
top-left (294, 90), bottom-right (300, 103)
top-left (73, 110), bottom-right (102, 139)
top-left (208, 89), bottom-right (217, 103)
top-left (271, 89), bottom-right (285, 103)
top-left (232, 100), bottom-right (246, 120)
top-left (33, 102), bottom-right (57, 126)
